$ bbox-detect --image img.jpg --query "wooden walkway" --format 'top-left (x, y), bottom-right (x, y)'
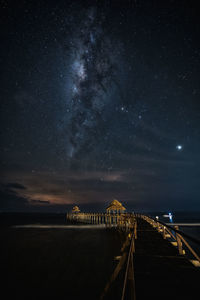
top-left (134, 217), bottom-right (200, 300)
top-left (66, 212), bottom-right (200, 299)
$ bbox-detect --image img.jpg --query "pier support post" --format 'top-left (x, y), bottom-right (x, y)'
top-left (163, 225), bottom-right (166, 239)
top-left (175, 226), bottom-right (184, 255)
top-left (134, 221), bottom-right (137, 239)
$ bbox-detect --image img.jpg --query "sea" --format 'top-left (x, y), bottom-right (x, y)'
top-left (1, 211), bottom-right (200, 240)
top-left (0, 212), bottom-right (124, 299)
top-left (0, 211), bottom-right (200, 299)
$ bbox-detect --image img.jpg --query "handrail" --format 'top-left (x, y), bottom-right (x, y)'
top-left (66, 211), bottom-right (200, 298)
top-left (149, 216), bottom-right (200, 245)
top-left (121, 231), bottom-right (136, 300)
top-left (139, 214), bottom-right (200, 264)
top-left (100, 221), bottom-right (137, 299)
top-left (179, 234), bottom-right (200, 262)
top-left (66, 212), bottom-right (136, 231)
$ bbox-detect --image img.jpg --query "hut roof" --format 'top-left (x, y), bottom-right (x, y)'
top-left (106, 199), bottom-right (126, 211)
top-left (72, 206), bottom-right (80, 213)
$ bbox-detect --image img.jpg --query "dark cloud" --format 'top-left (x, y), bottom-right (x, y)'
top-left (3, 182), bottom-right (26, 190)
top-left (0, 185), bottom-right (29, 212)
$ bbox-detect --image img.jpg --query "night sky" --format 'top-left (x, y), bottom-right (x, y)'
top-left (1, 0), bottom-right (200, 212)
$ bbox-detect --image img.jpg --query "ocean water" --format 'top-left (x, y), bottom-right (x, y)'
top-left (1, 211), bottom-right (200, 256)
top-left (1, 211), bottom-right (200, 240)
top-left (0, 212), bottom-right (68, 226)
top-left (0, 212), bottom-right (125, 299)
top-left (0, 211), bottom-right (199, 299)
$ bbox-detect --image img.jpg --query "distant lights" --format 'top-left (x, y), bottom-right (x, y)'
top-left (163, 212), bottom-right (173, 222)
top-left (168, 212), bottom-right (173, 223)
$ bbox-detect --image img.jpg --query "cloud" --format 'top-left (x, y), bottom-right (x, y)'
top-left (0, 169), bottom-right (128, 209)
top-left (0, 184), bottom-right (29, 212)
top-left (1, 161), bottom-right (200, 212)
top-left (3, 182), bottom-right (26, 190)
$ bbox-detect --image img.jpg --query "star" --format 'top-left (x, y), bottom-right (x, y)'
top-left (1, 0), bottom-right (200, 213)
top-left (121, 106), bottom-right (128, 113)
top-left (176, 145), bottom-right (183, 151)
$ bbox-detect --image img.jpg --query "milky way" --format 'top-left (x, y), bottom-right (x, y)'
top-left (1, 0), bottom-right (200, 211)
top-left (65, 8), bottom-right (121, 158)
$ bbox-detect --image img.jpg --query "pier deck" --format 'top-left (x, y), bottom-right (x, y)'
top-left (134, 218), bottom-right (200, 300)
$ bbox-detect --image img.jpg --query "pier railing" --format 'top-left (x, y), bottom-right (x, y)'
top-left (100, 219), bottom-right (137, 300)
top-left (139, 214), bottom-right (200, 267)
top-left (66, 212), bottom-right (137, 299)
top-left (66, 212), bottom-right (200, 298)
top-left (66, 212), bottom-right (136, 230)
top-left (66, 212), bottom-right (200, 266)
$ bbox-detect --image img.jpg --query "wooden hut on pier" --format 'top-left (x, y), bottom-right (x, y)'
top-left (106, 199), bottom-right (126, 214)
top-left (72, 206), bottom-right (80, 213)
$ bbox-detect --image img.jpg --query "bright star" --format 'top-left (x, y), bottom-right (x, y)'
top-left (176, 145), bottom-right (183, 151)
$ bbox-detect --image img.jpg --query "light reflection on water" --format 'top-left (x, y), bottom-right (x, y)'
top-left (13, 224), bottom-right (106, 229)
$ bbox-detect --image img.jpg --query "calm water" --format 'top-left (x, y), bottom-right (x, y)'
top-left (0, 212), bottom-right (125, 299)
top-left (0, 211), bottom-right (199, 298)
top-left (0, 212), bottom-right (68, 226)
top-left (1, 211), bottom-right (200, 240)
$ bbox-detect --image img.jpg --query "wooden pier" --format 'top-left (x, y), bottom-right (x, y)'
top-left (66, 212), bottom-right (135, 230)
top-left (134, 216), bottom-right (200, 300)
top-left (66, 206), bottom-right (200, 300)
